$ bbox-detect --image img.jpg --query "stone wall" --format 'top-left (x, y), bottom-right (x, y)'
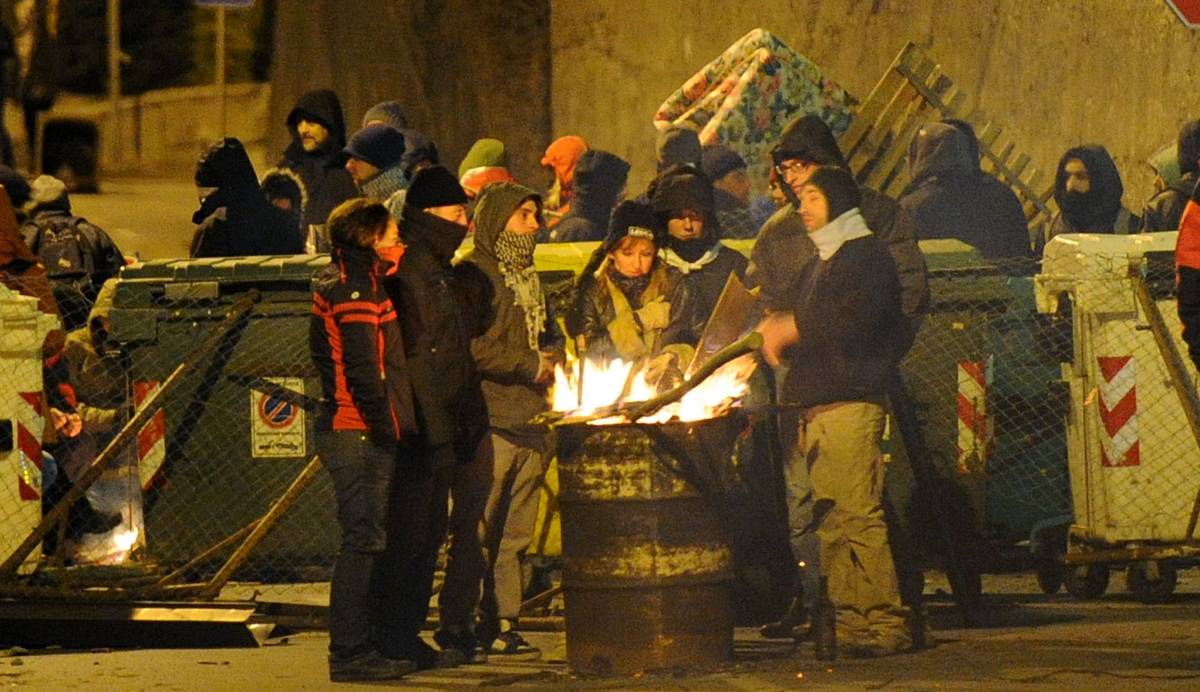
top-left (551, 0), bottom-right (1200, 206)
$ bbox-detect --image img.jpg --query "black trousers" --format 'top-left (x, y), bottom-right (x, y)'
top-left (368, 447), bottom-right (454, 657)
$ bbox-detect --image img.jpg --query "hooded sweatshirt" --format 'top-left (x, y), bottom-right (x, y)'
top-left (747, 114), bottom-right (928, 354)
top-left (278, 89), bottom-right (358, 229)
top-left (192, 139), bottom-right (303, 258)
top-left (551, 150), bottom-right (631, 243)
top-left (1044, 144), bottom-right (1138, 246)
top-left (468, 182), bottom-right (563, 433)
top-left (1142, 123), bottom-right (1200, 232)
top-left (899, 122), bottom-right (1031, 263)
top-left (541, 135), bottom-right (589, 226)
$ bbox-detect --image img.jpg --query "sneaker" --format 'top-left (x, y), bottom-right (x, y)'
top-left (487, 630), bottom-right (542, 661)
top-left (434, 627), bottom-right (488, 664)
top-left (328, 649), bottom-right (415, 682)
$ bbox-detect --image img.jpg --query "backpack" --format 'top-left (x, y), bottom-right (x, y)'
top-left (22, 215), bottom-right (101, 331)
top-left (23, 215), bottom-right (97, 282)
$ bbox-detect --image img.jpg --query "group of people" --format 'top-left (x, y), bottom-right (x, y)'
top-left (172, 90), bottom-right (1200, 679)
top-left (7, 79), bottom-right (1200, 683)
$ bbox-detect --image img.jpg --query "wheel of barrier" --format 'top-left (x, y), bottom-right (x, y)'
top-left (1064, 565), bottom-right (1109, 600)
top-left (1125, 560), bottom-right (1177, 604)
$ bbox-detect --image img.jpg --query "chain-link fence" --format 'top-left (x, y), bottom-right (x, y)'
top-left (3, 239), bottom-right (1198, 605)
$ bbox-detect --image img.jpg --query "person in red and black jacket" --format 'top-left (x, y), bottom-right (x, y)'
top-left (1175, 179), bottom-right (1200, 373)
top-left (309, 198), bottom-right (418, 683)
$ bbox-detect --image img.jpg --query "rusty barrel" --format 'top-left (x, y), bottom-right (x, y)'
top-left (556, 414), bottom-right (746, 675)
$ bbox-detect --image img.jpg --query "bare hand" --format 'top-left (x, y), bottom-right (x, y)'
top-left (756, 311), bottom-right (799, 367)
top-left (536, 350), bottom-right (560, 384)
top-left (51, 408), bottom-right (83, 438)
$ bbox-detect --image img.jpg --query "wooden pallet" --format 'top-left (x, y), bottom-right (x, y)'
top-left (839, 42), bottom-right (1056, 233)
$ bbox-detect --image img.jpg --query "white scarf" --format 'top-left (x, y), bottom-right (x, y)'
top-left (659, 244), bottom-right (723, 274)
top-left (808, 208), bottom-right (872, 260)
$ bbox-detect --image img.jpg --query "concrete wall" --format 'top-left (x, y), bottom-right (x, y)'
top-left (14, 83), bottom-right (272, 180)
top-left (268, 0), bottom-right (551, 186)
top-left (551, 0), bottom-right (1200, 206)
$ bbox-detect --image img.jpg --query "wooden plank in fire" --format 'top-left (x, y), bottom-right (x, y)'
top-left (841, 42), bottom-right (1056, 236)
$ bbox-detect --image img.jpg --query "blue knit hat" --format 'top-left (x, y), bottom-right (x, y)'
top-left (344, 124), bottom-right (406, 170)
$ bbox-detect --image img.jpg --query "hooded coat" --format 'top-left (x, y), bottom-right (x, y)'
top-left (277, 89), bottom-right (358, 229)
top-left (1042, 144), bottom-right (1138, 249)
top-left (467, 182), bottom-right (564, 434)
top-left (388, 200), bottom-right (490, 467)
top-left (652, 165), bottom-right (747, 326)
top-left (541, 135), bottom-right (589, 227)
top-left (551, 150), bottom-right (631, 243)
top-left (899, 122), bottom-right (1031, 263)
top-left (191, 139), bottom-right (303, 258)
top-left (1142, 122), bottom-right (1200, 232)
top-left (747, 115), bottom-right (928, 353)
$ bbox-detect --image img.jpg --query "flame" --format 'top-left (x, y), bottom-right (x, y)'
top-left (552, 353), bottom-right (756, 424)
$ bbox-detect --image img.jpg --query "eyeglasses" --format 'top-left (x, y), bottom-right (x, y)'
top-left (775, 160), bottom-right (812, 176)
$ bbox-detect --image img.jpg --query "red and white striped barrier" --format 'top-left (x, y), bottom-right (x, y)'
top-left (956, 358), bottom-right (993, 475)
top-left (15, 391), bottom-right (43, 501)
top-left (1096, 355), bottom-right (1139, 467)
top-left (134, 381), bottom-right (167, 490)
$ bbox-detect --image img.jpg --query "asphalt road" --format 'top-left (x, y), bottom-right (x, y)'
top-left (3, 573), bottom-right (1199, 690)
top-left (70, 177), bottom-right (200, 261)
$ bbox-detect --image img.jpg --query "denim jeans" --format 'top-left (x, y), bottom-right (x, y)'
top-left (319, 430), bottom-right (395, 659)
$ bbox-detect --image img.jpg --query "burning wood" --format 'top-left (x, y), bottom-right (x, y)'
top-left (548, 332), bottom-right (761, 425)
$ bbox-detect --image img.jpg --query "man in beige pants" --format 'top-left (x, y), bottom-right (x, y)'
top-left (759, 166), bottom-right (910, 656)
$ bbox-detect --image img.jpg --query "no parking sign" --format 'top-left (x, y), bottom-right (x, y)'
top-left (250, 377), bottom-right (306, 458)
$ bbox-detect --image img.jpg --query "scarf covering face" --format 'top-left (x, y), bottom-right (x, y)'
top-left (808, 207), bottom-right (872, 260)
top-left (495, 230), bottom-right (546, 350)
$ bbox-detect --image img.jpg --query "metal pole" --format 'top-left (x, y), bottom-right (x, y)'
top-left (107, 0), bottom-right (121, 169)
top-left (216, 6), bottom-right (227, 136)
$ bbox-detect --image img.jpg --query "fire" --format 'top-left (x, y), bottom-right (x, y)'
top-left (552, 353), bottom-right (756, 424)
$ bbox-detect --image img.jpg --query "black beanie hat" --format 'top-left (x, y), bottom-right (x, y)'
top-left (406, 165), bottom-right (468, 209)
top-left (1179, 120), bottom-right (1200, 177)
top-left (700, 144), bottom-right (746, 182)
top-left (651, 164), bottom-right (715, 217)
top-left (602, 200), bottom-right (663, 254)
top-left (344, 123), bottom-right (406, 170)
top-left (656, 126), bottom-right (702, 171)
top-left (805, 166), bottom-right (861, 221)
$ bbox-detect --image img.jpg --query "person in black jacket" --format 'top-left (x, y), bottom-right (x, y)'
top-left (1039, 144), bottom-right (1139, 251)
top-left (310, 198), bottom-right (417, 683)
top-left (190, 138), bottom-right (303, 259)
top-left (548, 150), bottom-right (630, 243)
top-left (758, 166), bottom-right (910, 658)
top-left (899, 121), bottom-right (1032, 264)
top-left (1142, 121), bottom-right (1200, 232)
top-left (652, 164), bottom-right (747, 330)
top-left (278, 89), bottom-right (359, 230)
top-left (747, 114), bottom-right (928, 355)
top-left (373, 165), bottom-right (490, 669)
top-left (20, 174), bottom-right (125, 330)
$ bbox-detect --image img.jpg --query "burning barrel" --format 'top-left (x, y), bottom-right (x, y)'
top-left (556, 413), bottom-right (748, 675)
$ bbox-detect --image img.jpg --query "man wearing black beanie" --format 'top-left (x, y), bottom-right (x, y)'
top-left (758, 165), bottom-right (910, 658)
top-left (651, 164), bottom-right (746, 330)
top-left (370, 164), bottom-right (490, 669)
